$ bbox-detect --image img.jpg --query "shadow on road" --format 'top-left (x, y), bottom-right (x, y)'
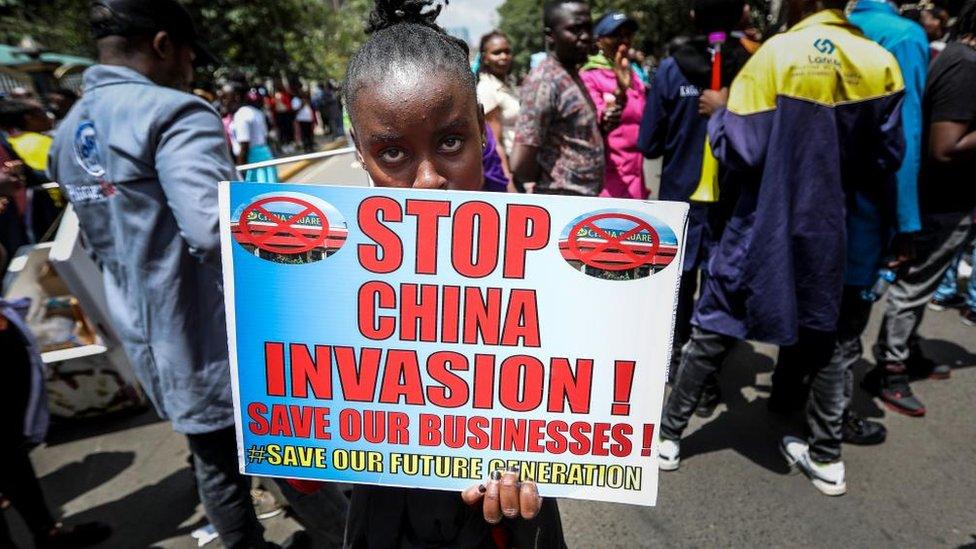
top-left (37, 451), bottom-right (135, 516)
top-left (678, 343), bottom-right (795, 474)
top-left (849, 358), bottom-right (886, 419)
top-left (919, 337), bottom-right (976, 372)
top-left (678, 330), bottom-right (976, 474)
top-left (66, 468), bottom-right (202, 548)
top-left (45, 409), bottom-right (164, 447)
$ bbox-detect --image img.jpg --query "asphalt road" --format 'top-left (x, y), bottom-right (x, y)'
top-left (292, 149), bottom-right (370, 187)
top-left (7, 155), bottom-right (974, 548)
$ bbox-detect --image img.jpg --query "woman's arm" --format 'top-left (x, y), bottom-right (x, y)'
top-left (510, 143), bottom-right (540, 193)
top-left (485, 108), bottom-right (512, 181)
top-left (236, 141), bottom-right (250, 166)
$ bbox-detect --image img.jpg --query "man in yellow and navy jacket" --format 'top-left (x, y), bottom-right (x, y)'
top-left (658, 0), bottom-right (906, 497)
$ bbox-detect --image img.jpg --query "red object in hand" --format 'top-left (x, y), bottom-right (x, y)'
top-left (708, 32), bottom-right (727, 91)
top-left (286, 479), bottom-right (325, 495)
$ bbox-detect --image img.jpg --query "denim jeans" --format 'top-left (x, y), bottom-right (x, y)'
top-left (933, 244), bottom-right (976, 311)
top-left (186, 427), bottom-right (266, 549)
top-left (663, 326), bottom-right (845, 463)
top-left (877, 212), bottom-right (976, 365)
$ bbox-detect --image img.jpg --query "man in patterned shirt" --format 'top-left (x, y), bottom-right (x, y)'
top-left (510, 0), bottom-right (606, 196)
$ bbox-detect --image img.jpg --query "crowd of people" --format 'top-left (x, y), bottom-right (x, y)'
top-left (468, 0), bottom-right (975, 499)
top-left (0, 0), bottom-right (974, 547)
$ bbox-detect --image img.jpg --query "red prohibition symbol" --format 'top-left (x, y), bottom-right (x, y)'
top-left (568, 213), bottom-right (661, 271)
top-left (239, 196), bottom-right (329, 255)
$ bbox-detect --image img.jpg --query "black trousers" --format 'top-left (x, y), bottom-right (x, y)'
top-left (185, 428), bottom-right (266, 549)
top-left (772, 286), bottom-right (875, 429)
top-left (671, 269), bottom-right (706, 376)
top-left (274, 112), bottom-right (295, 145)
top-left (774, 327), bottom-right (845, 463)
top-left (345, 486), bottom-right (566, 548)
top-left (298, 122), bottom-right (315, 152)
top-left (0, 327), bottom-right (55, 545)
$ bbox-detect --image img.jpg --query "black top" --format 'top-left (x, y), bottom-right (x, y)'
top-left (920, 41), bottom-right (976, 215)
top-left (344, 486), bottom-right (566, 548)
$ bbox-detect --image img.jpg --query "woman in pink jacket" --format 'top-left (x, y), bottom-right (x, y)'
top-left (580, 11), bottom-right (649, 199)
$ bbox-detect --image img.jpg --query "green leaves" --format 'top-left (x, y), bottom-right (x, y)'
top-left (1, 0), bottom-right (373, 82)
top-left (182, 0), bottom-right (372, 79)
top-left (496, 0), bottom-right (694, 72)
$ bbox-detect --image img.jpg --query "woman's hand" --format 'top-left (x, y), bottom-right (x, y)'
top-left (612, 44), bottom-right (632, 95)
top-left (462, 469), bottom-right (542, 523)
top-left (601, 101), bottom-right (624, 134)
top-left (0, 160), bottom-right (26, 198)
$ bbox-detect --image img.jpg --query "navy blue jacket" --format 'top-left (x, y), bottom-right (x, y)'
top-left (638, 57), bottom-right (711, 272)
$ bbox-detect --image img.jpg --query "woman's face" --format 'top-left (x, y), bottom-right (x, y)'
top-left (482, 36), bottom-right (512, 77)
top-left (351, 73), bottom-right (484, 191)
top-left (597, 27), bottom-right (634, 60)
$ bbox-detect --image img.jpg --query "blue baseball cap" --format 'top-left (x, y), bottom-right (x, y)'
top-left (593, 11), bottom-right (638, 38)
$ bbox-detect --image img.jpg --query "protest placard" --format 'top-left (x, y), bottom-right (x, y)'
top-left (219, 182), bottom-right (688, 506)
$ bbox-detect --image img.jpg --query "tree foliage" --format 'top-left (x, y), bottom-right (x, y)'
top-left (0, 0), bottom-right (374, 82)
top-left (498, 0), bottom-right (694, 73)
top-left (0, 0), bottom-right (94, 58)
top-left (498, 0), bottom-right (769, 74)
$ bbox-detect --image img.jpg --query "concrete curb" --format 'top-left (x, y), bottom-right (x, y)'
top-left (281, 138), bottom-right (349, 181)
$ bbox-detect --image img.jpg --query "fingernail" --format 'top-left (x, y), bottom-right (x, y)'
top-left (478, 484), bottom-right (486, 493)
top-left (490, 470), bottom-right (502, 481)
top-left (504, 508), bottom-right (518, 518)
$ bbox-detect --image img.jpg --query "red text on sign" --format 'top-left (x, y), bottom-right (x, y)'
top-left (358, 198), bottom-right (550, 279)
top-left (357, 282), bottom-right (540, 347)
top-left (263, 342), bottom-right (595, 414)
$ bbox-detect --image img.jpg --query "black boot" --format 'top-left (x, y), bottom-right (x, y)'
top-left (841, 411), bottom-right (887, 445)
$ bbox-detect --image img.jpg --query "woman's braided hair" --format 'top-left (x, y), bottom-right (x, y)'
top-left (344, 0), bottom-right (476, 124)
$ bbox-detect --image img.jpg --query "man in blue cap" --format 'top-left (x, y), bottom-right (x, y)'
top-left (48, 1), bottom-right (267, 546)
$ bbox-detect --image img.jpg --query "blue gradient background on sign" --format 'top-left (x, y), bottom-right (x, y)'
top-left (224, 183), bottom-right (688, 506)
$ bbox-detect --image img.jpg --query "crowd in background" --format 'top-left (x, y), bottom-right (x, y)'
top-left (1, 0), bottom-right (975, 547)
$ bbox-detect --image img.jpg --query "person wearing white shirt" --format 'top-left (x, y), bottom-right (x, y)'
top-left (226, 84), bottom-right (278, 182)
top-left (476, 31), bottom-right (520, 183)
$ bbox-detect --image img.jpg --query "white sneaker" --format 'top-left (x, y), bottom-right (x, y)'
top-left (780, 436), bottom-right (847, 496)
top-left (658, 438), bottom-right (680, 472)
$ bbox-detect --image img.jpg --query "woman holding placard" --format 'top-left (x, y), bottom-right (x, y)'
top-left (286, 1), bottom-right (567, 547)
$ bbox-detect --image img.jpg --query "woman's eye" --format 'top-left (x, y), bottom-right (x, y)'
top-left (379, 148), bottom-right (406, 163)
top-left (439, 136), bottom-right (464, 154)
